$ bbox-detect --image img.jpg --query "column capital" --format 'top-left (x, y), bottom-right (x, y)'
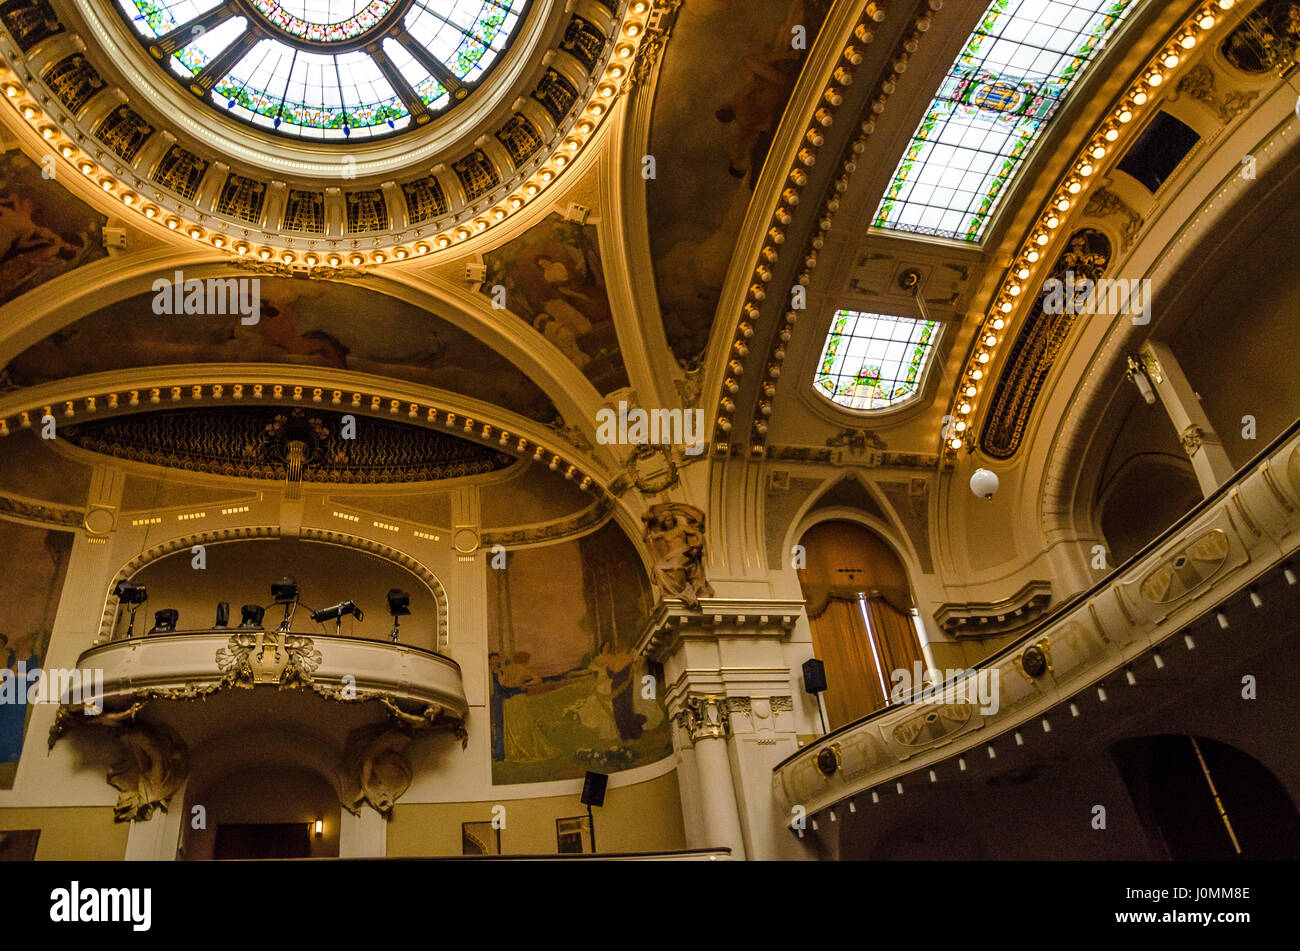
top-left (635, 597), bottom-right (804, 662)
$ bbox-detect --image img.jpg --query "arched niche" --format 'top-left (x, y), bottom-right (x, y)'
top-left (794, 519), bottom-right (926, 730)
top-left (1111, 734), bottom-right (1300, 860)
top-left (101, 530), bottom-right (447, 649)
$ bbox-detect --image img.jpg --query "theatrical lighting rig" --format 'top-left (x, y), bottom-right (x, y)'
top-left (387, 589), bottom-right (411, 643)
top-left (113, 580), bottom-right (148, 637)
top-left (271, 577), bottom-right (300, 634)
top-left (311, 600), bottom-right (364, 634)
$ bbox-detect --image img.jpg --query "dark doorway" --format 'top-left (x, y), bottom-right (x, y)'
top-left (1112, 735), bottom-right (1300, 860)
top-left (214, 822), bottom-right (312, 860)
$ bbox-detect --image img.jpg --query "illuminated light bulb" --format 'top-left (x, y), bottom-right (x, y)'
top-left (79, 162), bottom-right (95, 175)
top-left (39, 126), bottom-right (54, 140)
top-left (1042, 718), bottom-right (1052, 733)
top-left (987, 745), bottom-right (996, 759)
top-left (1218, 0), bottom-right (1234, 10)
top-left (493, 209), bottom-right (505, 220)
top-left (211, 236), bottom-right (225, 248)
top-left (964, 385), bottom-right (977, 398)
top-left (166, 218), bottom-right (179, 230)
top-left (871, 790), bottom-right (880, 803)
top-left (1104, 127), bottom-right (1120, 142)
top-left (1056, 196), bottom-right (1071, 211)
top-left (971, 368), bottom-right (983, 381)
top-left (1180, 33), bottom-right (1196, 49)
top-left (1163, 51), bottom-right (1180, 68)
top-left (60, 145), bottom-right (73, 157)
top-left (1216, 610), bottom-right (1229, 629)
top-left (1067, 180), bottom-right (1082, 194)
top-left (1153, 652), bottom-right (1164, 669)
top-left (590, 103), bottom-right (604, 117)
top-left (984, 334), bottom-right (998, 347)
top-left (615, 47), bottom-right (632, 61)
top-left (625, 22), bottom-right (641, 36)
top-left (260, 248), bottom-right (273, 260)
top-left (349, 254), bottom-right (363, 266)
top-left (525, 183), bottom-right (539, 196)
top-left (976, 352), bottom-right (990, 364)
top-left (597, 84), bottom-right (615, 98)
top-left (1097, 685), bottom-right (1108, 702)
top-left (1132, 89), bottom-right (1147, 106)
top-left (1091, 144), bottom-right (1106, 159)
top-left (632, 0), bottom-right (647, 11)
top-left (958, 402), bottom-right (971, 415)
top-left (21, 105), bottom-right (36, 119)
top-left (474, 219), bottom-right (487, 231)
top-left (1147, 69), bottom-right (1163, 86)
top-left (145, 206), bottom-right (159, 219)
top-left (949, 437), bottom-right (963, 450)
top-left (1046, 215), bottom-right (1060, 229)
top-left (435, 238), bottom-right (449, 249)
top-left (509, 197), bottom-right (523, 209)
top-left (234, 242), bottom-right (248, 255)
top-left (456, 228), bottom-right (470, 240)
top-left (1199, 14), bottom-right (1216, 29)
top-left (566, 138), bottom-right (579, 151)
top-left (394, 247), bottom-right (408, 259)
top-left (554, 155), bottom-right (568, 167)
top-left (1026, 249), bottom-right (1040, 262)
top-left (1008, 284), bottom-right (1021, 296)
top-left (578, 121), bottom-right (593, 133)
top-left (281, 251), bottom-right (295, 264)
top-left (954, 420), bottom-right (967, 432)
top-left (1185, 633), bottom-right (1196, 650)
top-left (1000, 301), bottom-right (1013, 313)
top-left (1078, 162), bottom-right (1093, 176)
top-left (122, 193), bottom-right (136, 205)
top-left (1014, 732), bottom-right (1024, 746)
top-left (101, 179), bottom-right (114, 191)
top-left (328, 254), bottom-right (342, 267)
top-left (372, 252), bottom-right (385, 264)
top-left (992, 318), bottom-right (1005, 331)
top-left (1285, 565), bottom-right (1297, 585)
top-left (188, 226), bottom-right (202, 238)
top-left (1249, 588), bottom-right (1263, 608)
top-left (1017, 267), bottom-right (1030, 279)
top-left (1069, 702), bottom-right (1080, 717)
top-left (305, 253), bottom-right (318, 266)
top-left (1035, 232), bottom-right (1050, 246)
top-left (1125, 668), bottom-right (1137, 686)
top-left (540, 169), bottom-right (554, 182)
top-left (958, 757), bottom-right (967, 771)
top-left (896, 782), bottom-right (904, 795)
top-left (1117, 108), bottom-right (1133, 123)
top-left (1, 84), bottom-right (17, 97)
top-left (608, 65), bottom-right (624, 79)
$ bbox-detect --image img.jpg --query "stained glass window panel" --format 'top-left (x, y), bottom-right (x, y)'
top-left (117, 0), bottom-right (223, 37)
top-left (814, 311), bottom-right (940, 411)
top-left (873, 0), bottom-right (1136, 242)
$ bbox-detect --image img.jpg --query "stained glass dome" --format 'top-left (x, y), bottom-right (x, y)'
top-left (116, 0), bottom-right (527, 140)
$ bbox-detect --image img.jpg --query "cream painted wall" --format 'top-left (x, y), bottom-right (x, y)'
top-left (0, 806), bottom-right (128, 860)
top-left (387, 768), bottom-right (686, 856)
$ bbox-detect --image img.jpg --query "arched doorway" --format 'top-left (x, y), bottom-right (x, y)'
top-left (1111, 735), bottom-right (1300, 859)
top-left (181, 764), bottom-right (342, 860)
top-left (796, 520), bottom-right (926, 729)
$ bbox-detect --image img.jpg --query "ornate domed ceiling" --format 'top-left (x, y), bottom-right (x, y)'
top-left (114, 0), bottom-right (528, 140)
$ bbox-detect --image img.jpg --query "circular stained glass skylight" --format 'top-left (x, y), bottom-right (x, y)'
top-left (115, 0), bottom-right (527, 140)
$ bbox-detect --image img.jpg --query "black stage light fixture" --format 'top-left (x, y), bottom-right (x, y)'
top-left (214, 601), bottom-right (230, 628)
top-left (113, 580), bottom-right (148, 637)
top-left (148, 609), bottom-right (179, 635)
top-left (387, 588), bottom-right (411, 643)
top-left (271, 577), bottom-right (300, 603)
top-left (239, 604), bottom-right (266, 628)
top-left (311, 600), bottom-right (363, 633)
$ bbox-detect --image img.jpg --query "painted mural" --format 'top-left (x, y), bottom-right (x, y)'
top-left (647, 0), bottom-right (829, 366)
top-left (488, 520), bottom-right (671, 784)
top-left (481, 212), bottom-right (628, 394)
top-left (0, 148), bottom-right (107, 307)
top-left (4, 278), bottom-right (558, 422)
top-left (0, 522), bottom-right (74, 788)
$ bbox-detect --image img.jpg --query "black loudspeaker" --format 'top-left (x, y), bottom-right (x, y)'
top-left (802, 658), bottom-right (827, 694)
top-left (214, 602), bottom-right (230, 628)
top-left (580, 771), bottom-right (608, 808)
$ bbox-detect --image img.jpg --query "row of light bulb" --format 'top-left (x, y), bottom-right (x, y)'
top-left (945, 1), bottom-right (1234, 453)
top-left (0, 3), bottom-right (653, 263)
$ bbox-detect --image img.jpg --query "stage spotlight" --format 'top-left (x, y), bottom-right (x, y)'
top-left (311, 600), bottom-right (363, 633)
top-left (214, 602), bottom-right (230, 628)
top-left (113, 580), bottom-right (148, 637)
top-left (271, 577), bottom-right (300, 603)
top-left (387, 589), bottom-right (411, 642)
top-left (239, 604), bottom-right (266, 628)
top-left (148, 609), bottom-right (179, 634)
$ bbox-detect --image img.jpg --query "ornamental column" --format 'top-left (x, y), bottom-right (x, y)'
top-left (1136, 340), bottom-right (1235, 495)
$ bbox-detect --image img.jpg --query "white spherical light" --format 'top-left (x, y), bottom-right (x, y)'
top-left (970, 468), bottom-right (1000, 500)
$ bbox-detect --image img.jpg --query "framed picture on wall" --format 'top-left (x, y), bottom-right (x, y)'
top-left (462, 820), bottom-right (501, 856)
top-left (0, 829), bottom-right (39, 861)
top-left (556, 816), bottom-right (591, 854)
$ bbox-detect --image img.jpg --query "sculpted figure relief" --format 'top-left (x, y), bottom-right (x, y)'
top-left (642, 503), bottom-right (714, 609)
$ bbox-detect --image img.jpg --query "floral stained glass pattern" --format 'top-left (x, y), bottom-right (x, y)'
top-left (873, 0), bottom-right (1137, 242)
top-left (116, 0), bottom-right (525, 140)
top-left (814, 311), bottom-right (940, 411)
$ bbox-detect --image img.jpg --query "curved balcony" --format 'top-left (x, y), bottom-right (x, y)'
top-left (774, 419), bottom-right (1300, 819)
